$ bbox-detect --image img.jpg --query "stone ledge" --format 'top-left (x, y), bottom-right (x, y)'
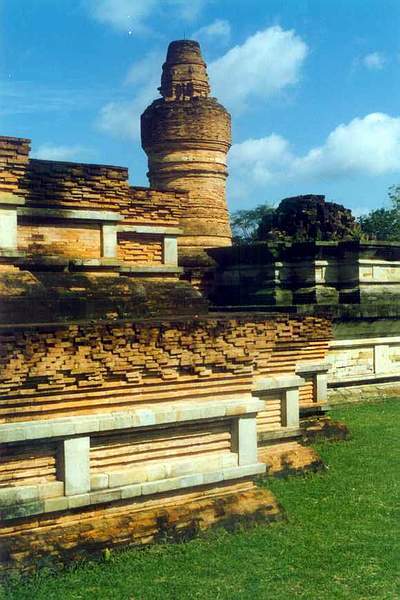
top-left (0, 396), bottom-right (264, 443)
top-left (69, 258), bottom-right (122, 270)
top-left (296, 362), bottom-right (329, 374)
top-left (0, 481), bottom-right (64, 507)
top-left (0, 193), bottom-right (25, 206)
top-left (117, 225), bottom-right (183, 235)
top-left (18, 207), bottom-right (123, 222)
top-left (120, 265), bottom-right (183, 274)
top-left (328, 372), bottom-right (400, 387)
top-left (0, 249), bottom-right (26, 258)
top-left (330, 335), bottom-right (400, 348)
top-left (91, 451), bottom-right (239, 492)
top-left (253, 374), bottom-right (305, 393)
top-left (0, 463), bottom-right (266, 520)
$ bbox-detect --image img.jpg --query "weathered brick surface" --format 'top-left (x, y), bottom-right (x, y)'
top-left (0, 136), bottom-right (30, 195)
top-left (125, 187), bottom-right (183, 226)
top-left (0, 482), bottom-right (281, 573)
top-left (0, 315), bottom-right (331, 422)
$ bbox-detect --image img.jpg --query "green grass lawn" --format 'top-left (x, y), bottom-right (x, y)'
top-left (2, 400), bottom-right (400, 600)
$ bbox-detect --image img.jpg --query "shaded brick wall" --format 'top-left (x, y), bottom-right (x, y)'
top-left (18, 222), bottom-right (101, 258)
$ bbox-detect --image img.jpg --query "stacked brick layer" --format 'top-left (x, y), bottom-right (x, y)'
top-left (0, 315), bottom-right (330, 423)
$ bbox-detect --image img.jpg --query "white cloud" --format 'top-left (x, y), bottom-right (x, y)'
top-left (85, 0), bottom-right (208, 33)
top-left (295, 113), bottom-right (400, 178)
top-left (97, 52), bottom-right (160, 139)
top-left (172, 0), bottom-right (208, 22)
top-left (85, 0), bottom-right (157, 33)
top-left (229, 113), bottom-right (400, 197)
top-left (32, 144), bottom-right (91, 161)
top-left (209, 26), bottom-right (308, 111)
top-left (362, 52), bottom-right (386, 70)
top-left (192, 19), bottom-right (231, 45)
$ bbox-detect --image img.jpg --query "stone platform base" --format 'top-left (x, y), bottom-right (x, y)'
top-left (0, 480), bottom-right (282, 573)
top-left (301, 416), bottom-right (350, 444)
top-left (328, 381), bottom-right (400, 404)
top-left (258, 441), bottom-right (324, 477)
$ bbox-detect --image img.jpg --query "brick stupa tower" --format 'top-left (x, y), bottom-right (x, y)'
top-left (141, 40), bottom-right (232, 255)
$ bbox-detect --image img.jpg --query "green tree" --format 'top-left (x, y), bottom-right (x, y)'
top-left (359, 185), bottom-right (400, 241)
top-left (230, 204), bottom-right (274, 244)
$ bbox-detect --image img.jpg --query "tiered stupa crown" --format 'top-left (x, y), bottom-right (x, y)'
top-left (159, 40), bottom-right (211, 101)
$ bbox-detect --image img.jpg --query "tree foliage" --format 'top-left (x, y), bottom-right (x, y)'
top-left (359, 185), bottom-right (400, 241)
top-left (230, 204), bottom-right (274, 244)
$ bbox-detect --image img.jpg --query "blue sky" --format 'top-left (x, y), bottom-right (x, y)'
top-left (1, 0), bottom-right (400, 215)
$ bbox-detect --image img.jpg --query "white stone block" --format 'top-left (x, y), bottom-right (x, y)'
top-left (102, 224), bottom-right (117, 258)
top-left (145, 463), bottom-right (166, 482)
top-left (0, 208), bottom-right (17, 249)
top-left (68, 493), bottom-right (90, 509)
top-left (315, 372), bottom-right (328, 402)
top-left (90, 489), bottom-right (121, 505)
top-left (43, 496), bottom-right (69, 513)
top-left (142, 478), bottom-right (178, 496)
top-left (37, 481), bottom-right (64, 499)
top-left (374, 344), bottom-right (391, 374)
top-left (90, 473), bottom-right (109, 491)
top-left (60, 437), bottom-right (90, 496)
top-left (282, 388), bottom-right (299, 428)
top-left (179, 473), bottom-right (204, 489)
top-left (163, 236), bottom-right (178, 265)
top-left (120, 483), bottom-right (142, 499)
top-left (15, 485), bottom-right (38, 503)
top-left (232, 415), bottom-right (258, 466)
top-left (202, 471), bottom-right (224, 485)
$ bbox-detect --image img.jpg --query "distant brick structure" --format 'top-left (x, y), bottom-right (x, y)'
top-left (257, 194), bottom-right (359, 242)
top-left (141, 40), bottom-right (232, 254)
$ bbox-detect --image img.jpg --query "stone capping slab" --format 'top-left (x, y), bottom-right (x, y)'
top-left (91, 452), bottom-right (239, 492)
top-left (296, 362), bottom-right (330, 375)
top-left (328, 372), bottom-right (400, 386)
top-left (0, 463), bottom-right (266, 520)
top-left (253, 375), bottom-right (305, 393)
top-left (69, 258), bottom-right (122, 268)
top-left (18, 207), bottom-right (123, 222)
top-left (358, 258), bottom-right (400, 266)
top-left (0, 481), bottom-right (64, 508)
top-left (0, 396), bottom-right (264, 444)
top-left (117, 225), bottom-right (183, 236)
top-left (0, 193), bottom-right (25, 207)
top-left (0, 249), bottom-right (26, 258)
top-left (119, 265), bottom-right (183, 274)
top-left (330, 336), bottom-right (400, 348)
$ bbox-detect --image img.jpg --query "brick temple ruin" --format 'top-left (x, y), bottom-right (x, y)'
top-left (1, 38), bottom-right (390, 570)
